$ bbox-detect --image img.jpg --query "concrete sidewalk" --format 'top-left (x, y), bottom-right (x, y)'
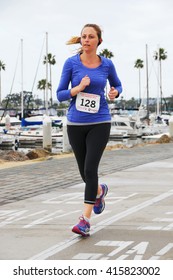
top-left (0, 143), bottom-right (173, 260)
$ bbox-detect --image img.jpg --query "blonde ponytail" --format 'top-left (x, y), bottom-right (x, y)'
top-left (66, 36), bottom-right (81, 45)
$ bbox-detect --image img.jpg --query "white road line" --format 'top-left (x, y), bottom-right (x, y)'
top-left (154, 218), bottom-right (173, 222)
top-left (24, 210), bottom-right (63, 228)
top-left (42, 193), bottom-right (83, 204)
top-left (91, 189), bottom-right (173, 234)
top-left (162, 223), bottom-right (173, 231)
top-left (29, 189), bottom-right (173, 260)
top-left (73, 253), bottom-right (102, 260)
top-left (138, 226), bottom-right (162, 230)
top-left (149, 243), bottom-right (173, 260)
top-left (156, 244), bottom-right (173, 255)
top-left (0, 210), bottom-right (28, 228)
top-left (24, 210), bottom-right (80, 228)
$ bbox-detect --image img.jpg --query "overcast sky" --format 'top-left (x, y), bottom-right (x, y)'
top-left (0, 0), bottom-right (173, 103)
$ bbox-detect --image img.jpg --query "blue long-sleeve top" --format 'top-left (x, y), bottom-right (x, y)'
top-left (56, 53), bottom-right (122, 124)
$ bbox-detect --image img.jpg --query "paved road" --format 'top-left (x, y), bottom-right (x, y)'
top-left (0, 143), bottom-right (173, 206)
top-left (0, 142), bottom-right (173, 260)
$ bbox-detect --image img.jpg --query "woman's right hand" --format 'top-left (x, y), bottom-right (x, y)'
top-left (78, 75), bottom-right (90, 91)
top-left (70, 75), bottom-right (90, 97)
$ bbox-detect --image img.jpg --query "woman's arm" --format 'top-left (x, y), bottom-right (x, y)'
top-left (108, 60), bottom-right (122, 97)
top-left (56, 59), bottom-right (72, 102)
top-left (56, 59), bottom-right (91, 101)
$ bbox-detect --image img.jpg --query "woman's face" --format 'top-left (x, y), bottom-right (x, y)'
top-left (81, 27), bottom-right (99, 52)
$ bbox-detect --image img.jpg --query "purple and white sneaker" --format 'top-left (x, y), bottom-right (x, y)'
top-left (72, 216), bottom-right (90, 237)
top-left (93, 184), bottom-right (108, 214)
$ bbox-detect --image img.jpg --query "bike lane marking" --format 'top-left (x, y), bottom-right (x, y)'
top-left (29, 188), bottom-right (173, 260)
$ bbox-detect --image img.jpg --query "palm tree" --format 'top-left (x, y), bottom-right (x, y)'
top-left (0, 60), bottom-right (6, 106)
top-left (99, 48), bottom-right (114, 59)
top-left (153, 48), bottom-right (167, 114)
top-left (43, 53), bottom-right (56, 106)
top-left (99, 49), bottom-right (114, 98)
top-left (37, 79), bottom-right (51, 108)
top-left (134, 59), bottom-right (144, 105)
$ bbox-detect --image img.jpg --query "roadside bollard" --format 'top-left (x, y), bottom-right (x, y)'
top-left (43, 115), bottom-right (52, 152)
top-left (5, 114), bottom-right (11, 130)
top-left (63, 123), bottom-right (71, 153)
top-left (169, 116), bottom-right (173, 137)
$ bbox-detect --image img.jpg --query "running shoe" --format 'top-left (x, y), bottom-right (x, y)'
top-left (72, 216), bottom-right (90, 237)
top-left (93, 184), bottom-right (108, 214)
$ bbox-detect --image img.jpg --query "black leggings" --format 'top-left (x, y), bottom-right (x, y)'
top-left (67, 123), bottom-right (111, 204)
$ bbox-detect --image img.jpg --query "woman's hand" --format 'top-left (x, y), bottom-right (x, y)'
top-left (78, 75), bottom-right (90, 91)
top-left (70, 75), bottom-right (90, 97)
top-left (108, 87), bottom-right (119, 101)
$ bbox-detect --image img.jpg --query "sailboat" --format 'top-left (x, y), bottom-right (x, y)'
top-left (139, 44), bottom-right (169, 138)
top-left (0, 35), bottom-right (64, 149)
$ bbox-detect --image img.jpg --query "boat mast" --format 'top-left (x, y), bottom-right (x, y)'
top-left (21, 38), bottom-right (24, 119)
top-left (145, 44), bottom-right (149, 120)
top-left (45, 32), bottom-right (49, 115)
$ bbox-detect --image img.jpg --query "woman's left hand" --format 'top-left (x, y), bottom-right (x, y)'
top-left (108, 87), bottom-right (119, 101)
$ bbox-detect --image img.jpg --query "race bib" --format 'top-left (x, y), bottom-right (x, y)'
top-left (76, 92), bottom-right (100, 113)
